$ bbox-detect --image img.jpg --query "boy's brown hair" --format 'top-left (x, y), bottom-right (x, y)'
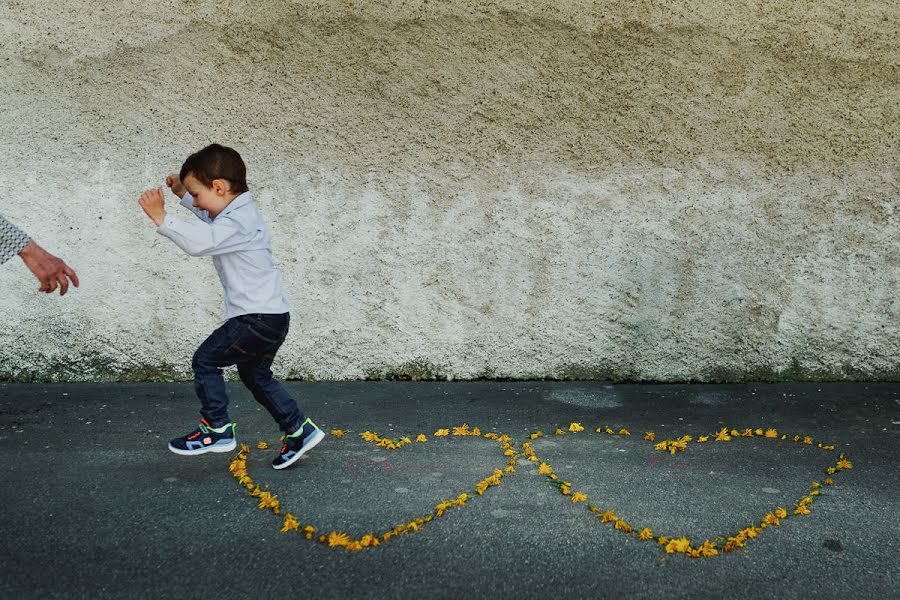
top-left (180, 144), bottom-right (249, 194)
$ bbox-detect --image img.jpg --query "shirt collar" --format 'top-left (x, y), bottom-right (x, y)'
top-left (220, 191), bottom-right (253, 217)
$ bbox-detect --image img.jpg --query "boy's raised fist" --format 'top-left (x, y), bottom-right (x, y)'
top-left (139, 187), bottom-right (167, 227)
top-left (166, 173), bottom-right (186, 198)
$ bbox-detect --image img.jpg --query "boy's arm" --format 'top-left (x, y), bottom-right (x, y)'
top-left (0, 213), bottom-right (31, 264)
top-left (156, 216), bottom-right (250, 257)
top-left (179, 192), bottom-right (212, 224)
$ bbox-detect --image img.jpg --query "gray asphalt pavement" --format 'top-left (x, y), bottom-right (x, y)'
top-left (0, 381), bottom-right (897, 599)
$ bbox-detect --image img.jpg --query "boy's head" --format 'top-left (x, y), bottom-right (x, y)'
top-left (180, 144), bottom-right (248, 216)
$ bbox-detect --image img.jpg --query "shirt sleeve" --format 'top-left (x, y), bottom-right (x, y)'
top-left (156, 214), bottom-right (251, 257)
top-left (179, 193), bottom-right (212, 223)
top-left (0, 214), bottom-right (31, 265)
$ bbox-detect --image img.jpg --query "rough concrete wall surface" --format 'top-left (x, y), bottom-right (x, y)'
top-left (0, 1), bottom-right (897, 382)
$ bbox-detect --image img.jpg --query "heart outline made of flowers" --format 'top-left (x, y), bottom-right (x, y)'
top-left (527, 422), bottom-right (853, 558)
top-left (228, 423), bottom-right (521, 551)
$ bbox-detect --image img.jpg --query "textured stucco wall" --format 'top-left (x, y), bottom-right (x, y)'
top-left (0, 1), bottom-right (897, 382)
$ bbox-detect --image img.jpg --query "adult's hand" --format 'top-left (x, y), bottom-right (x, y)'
top-left (18, 240), bottom-right (79, 296)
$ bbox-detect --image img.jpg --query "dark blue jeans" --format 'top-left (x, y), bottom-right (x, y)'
top-left (192, 312), bottom-right (304, 435)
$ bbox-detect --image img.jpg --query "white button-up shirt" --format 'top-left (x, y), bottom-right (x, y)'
top-left (157, 191), bottom-right (291, 321)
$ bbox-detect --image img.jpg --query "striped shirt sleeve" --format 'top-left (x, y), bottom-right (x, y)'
top-left (0, 214), bottom-right (31, 264)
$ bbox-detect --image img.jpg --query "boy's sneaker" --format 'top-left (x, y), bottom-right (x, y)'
top-left (272, 418), bottom-right (325, 470)
top-left (168, 419), bottom-right (237, 455)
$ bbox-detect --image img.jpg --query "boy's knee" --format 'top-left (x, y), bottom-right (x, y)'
top-left (192, 349), bottom-right (217, 373)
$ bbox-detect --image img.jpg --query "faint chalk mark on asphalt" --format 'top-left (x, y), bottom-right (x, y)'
top-left (761, 487), bottom-right (780, 494)
top-left (823, 539), bottom-right (843, 552)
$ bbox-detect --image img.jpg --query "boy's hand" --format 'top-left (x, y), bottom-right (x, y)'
top-left (166, 173), bottom-right (186, 199)
top-left (139, 187), bottom-right (167, 227)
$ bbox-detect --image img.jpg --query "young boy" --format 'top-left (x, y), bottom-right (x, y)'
top-left (138, 143), bottom-right (324, 469)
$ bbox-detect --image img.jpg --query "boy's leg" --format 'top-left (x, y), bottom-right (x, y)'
top-left (237, 359), bottom-right (305, 434)
top-left (192, 318), bottom-right (246, 428)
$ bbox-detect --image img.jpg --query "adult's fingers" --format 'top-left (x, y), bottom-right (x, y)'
top-left (44, 276), bottom-right (58, 294)
top-left (56, 272), bottom-right (70, 296)
top-left (64, 265), bottom-right (80, 288)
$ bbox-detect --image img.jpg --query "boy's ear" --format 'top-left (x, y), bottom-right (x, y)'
top-left (212, 179), bottom-right (227, 195)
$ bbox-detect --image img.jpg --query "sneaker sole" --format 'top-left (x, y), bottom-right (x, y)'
top-left (272, 428), bottom-right (325, 470)
top-left (168, 439), bottom-right (237, 456)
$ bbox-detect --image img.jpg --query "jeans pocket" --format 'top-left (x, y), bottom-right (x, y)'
top-left (230, 323), bottom-right (283, 360)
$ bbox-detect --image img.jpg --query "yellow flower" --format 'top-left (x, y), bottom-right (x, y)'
top-left (498, 434), bottom-right (512, 443)
top-left (601, 510), bottom-right (617, 523)
top-left (434, 429), bottom-right (449, 437)
top-left (665, 537), bottom-right (691, 554)
top-left (528, 455), bottom-right (539, 462)
top-left (730, 429), bottom-right (740, 437)
top-left (360, 534), bottom-right (380, 547)
top-left (360, 431), bottom-right (379, 442)
top-left (793, 435), bottom-right (800, 442)
top-left (774, 507), bottom-right (788, 519)
top-left (239, 443), bottom-right (250, 453)
top-left (781, 434), bottom-right (786, 440)
top-left (762, 513), bottom-right (781, 527)
top-left (560, 484), bottom-right (571, 495)
top-left (644, 432), bottom-right (655, 441)
top-left (614, 520), bottom-right (633, 534)
top-left (765, 429), bottom-right (778, 438)
top-left (399, 436), bottom-right (412, 444)
top-left (327, 531), bottom-right (351, 547)
top-left (569, 422), bottom-right (584, 432)
top-left (257, 491), bottom-right (280, 511)
top-left (823, 478), bottom-right (834, 485)
top-left (554, 428), bottom-right (566, 436)
top-left (687, 548), bottom-right (702, 558)
top-left (257, 441), bottom-right (268, 449)
top-left (799, 496), bottom-right (812, 506)
top-left (529, 431), bottom-right (544, 439)
top-left (280, 513), bottom-right (300, 533)
top-left (484, 432), bottom-right (500, 440)
top-left (836, 459), bottom-right (853, 470)
top-left (810, 490), bottom-right (820, 496)
top-left (504, 465), bottom-right (516, 473)
top-left (755, 428), bottom-right (764, 436)
top-left (794, 504), bottom-right (811, 515)
top-left (699, 540), bottom-right (719, 557)
top-left (803, 436), bottom-right (812, 445)
top-left (302, 525), bottom-right (316, 539)
top-left (571, 492), bottom-right (588, 503)
top-left (655, 441), bottom-right (669, 452)
top-left (345, 541), bottom-right (363, 552)
top-left (330, 429), bottom-right (345, 438)
top-left (415, 434), bottom-right (427, 442)
top-left (715, 428), bottom-right (731, 441)
top-left (471, 427), bottom-right (481, 436)
top-left (604, 428), bottom-right (615, 435)
top-left (697, 435), bottom-right (709, 443)
top-left (678, 435), bottom-right (692, 443)
top-left (619, 428), bottom-right (631, 436)
top-left (639, 528), bottom-right (654, 540)
top-left (595, 427), bottom-right (603, 433)
top-left (657, 536), bottom-right (670, 546)
top-left (452, 423), bottom-right (471, 436)
top-left (742, 428), bottom-right (754, 437)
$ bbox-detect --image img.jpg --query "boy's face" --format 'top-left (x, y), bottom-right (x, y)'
top-left (183, 174), bottom-right (237, 218)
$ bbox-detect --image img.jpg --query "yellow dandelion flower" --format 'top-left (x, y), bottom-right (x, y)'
top-left (639, 528), bottom-right (654, 540)
top-left (811, 481), bottom-right (821, 489)
top-left (836, 459), bottom-right (853, 470)
top-left (327, 531), bottom-right (351, 547)
top-left (774, 507), bottom-right (788, 519)
top-left (799, 496), bottom-right (812, 506)
top-left (803, 436), bottom-right (813, 445)
top-left (240, 443), bottom-right (251, 453)
top-left (554, 428), bottom-right (566, 436)
top-left (781, 434), bottom-right (786, 440)
top-left (529, 431), bottom-right (544, 439)
top-left (605, 428), bottom-right (615, 435)
top-left (678, 435), bottom-right (692, 443)
top-left (763, 513), bottom-right (781, 527)
top-left (730, 429), bottom-right (740, 437)
top-left (824, 478), bottom-right (834, 485)
top-left (452, 424), bottom-right (470, 436)
top-left (302, 525), bottom-right (316, 539)
top-left (665, 537), bottom-right (691, 554)
top-left (765, 429), bottom-right (778, 438)
top-left (345, 541), bottom-right (363, 552)
top-left (503, 448), bottom-right (516, 456)
top-left (619, 428), bottom-right (631, 436)
top-left (715, 428), bottom-right (731, 441)
top-left (657, 536), bottom-right (670, 546)
top-left (569, 422), bottom-right (584, 432)
top-left (810, 490), bottom-right (820, 496)
top-left (505, 465), bottom-right (516, 473)
top-left (360, 534), bottom-right (380, 547)
top-left (257, 441), bottom-right (268, 449)
top-left (655, 441), bottom-right (669, 452)
top-left (699, 540), bottom-right (718, 557)
top-left (412, 434), bottom-right (426, 443)
top-left (742, 428), bottom-right (754, 437)
top-left (794, 504), bottom-right (811, 515)
top-left (571, 492), bottom-right (588, 503)
top-left (826, 467), bottom-right (837, 474)
top-left (434, 429), bottom-right (449, 437)
top-left (793, 435), bottom-right (800, 442)
top-left (360, 431), bottom-right (379, 442)
top-left (238, 475), bottom-right (253, 486)
top-left (528, 455), bottom-right (539, 462)
top-left (498, 434), bottom-right (512, 443)
top-left (644, 432), bottom-right (655, 441)
top-left (601, 510), bottom-right (617, 523)
top-left (687, 548), bottom-right (702, 558)
top-left (330, 429), bottom-right (345, 438)
top-left (697, 435), bottom-right (709, 443)
top-left (755, 428), bottom-right (764, 436)
top-left (560, 484), bottom-right (571, 495)
top-left (280, 513), bottom-right (300, 533)
top-left (595, 427), bottom-right (603, 433)
top-left (484, 432), bottom-right (500, 440)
